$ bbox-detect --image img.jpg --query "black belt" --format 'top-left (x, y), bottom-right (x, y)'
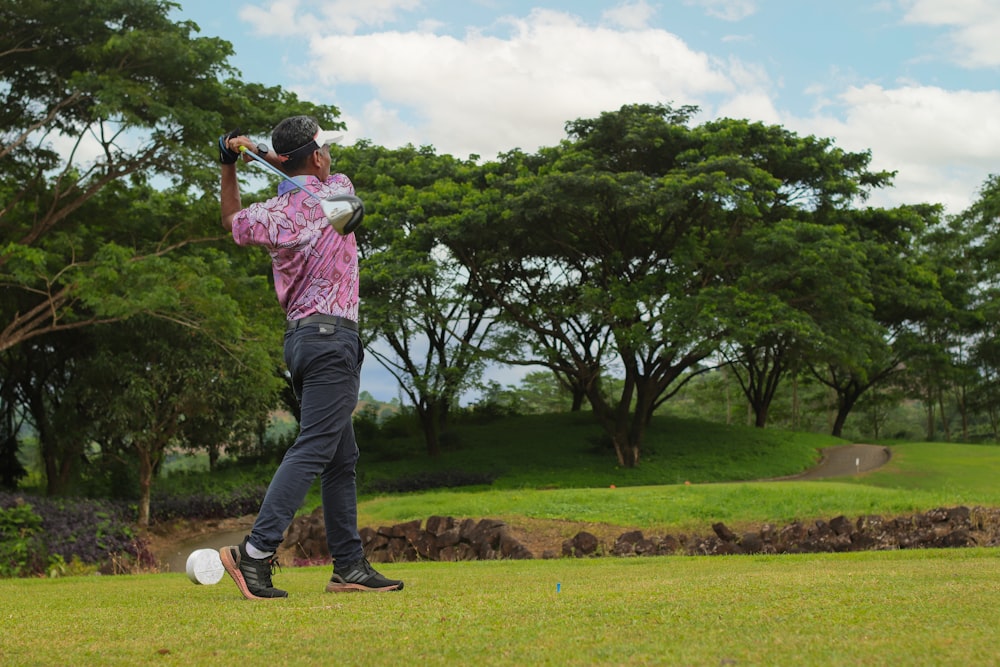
top-left (286, 314), bottom-right (358, 332)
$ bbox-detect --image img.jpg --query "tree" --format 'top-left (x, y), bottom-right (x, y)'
top-left (951, 174), bottom-right (1000, 440)
top-left (457, 104), bottom-right (895, 466)
top-left (80, 308), bottom-right (281, 527)
top-left (0, 0), bottom-right (343, 351)
top-left (1, 0), bottom-right (341, 494)
top-left (719, 220), bottom-right (873, 428)
top-left (0, 351), bottom-right (28, 489)
top-left (810, 204), bottom-right (952, 437)
top-left (335, 142), bottom-right (512, 456)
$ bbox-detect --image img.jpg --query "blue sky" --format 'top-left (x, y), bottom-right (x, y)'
top-left (170, 0), bottom-right (1000, 400)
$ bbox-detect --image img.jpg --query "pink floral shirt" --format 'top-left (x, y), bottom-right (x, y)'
top-left (231, 173), bottom-right (359, 322)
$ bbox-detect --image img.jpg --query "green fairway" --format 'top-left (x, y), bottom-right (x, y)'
top-left (354, 439), bottom-right (1000, 534)
top-left (2, 549), bottom-right (997, 666)
top-left (7, 418), bottom-right (1000, 666)
top-left (844, 442), bottom-right (1000, 492)
top-left (357, 478), bottom-right (1000, 535)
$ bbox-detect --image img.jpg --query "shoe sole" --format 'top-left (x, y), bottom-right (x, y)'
top-left (325, 581), bottom-right (403, 593)
top-left (219, 546), bottom-right (285, 601)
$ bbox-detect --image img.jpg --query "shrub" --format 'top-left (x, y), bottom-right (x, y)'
top-left (0, 501), bottom-right (46, 577)
top-left (149, 486), bottom-right (267, 522)
top-left (0, 492), bottom-right (149, 578)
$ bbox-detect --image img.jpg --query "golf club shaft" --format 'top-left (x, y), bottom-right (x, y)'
top-left (238, 146), bottom-right (321, 202)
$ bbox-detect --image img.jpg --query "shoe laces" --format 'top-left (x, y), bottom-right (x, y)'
top-left (254, 554), bottom-right (281, 585)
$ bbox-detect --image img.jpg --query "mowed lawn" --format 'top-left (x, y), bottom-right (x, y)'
top-left (1, 549), bottom-right (997, 666)
top-left (4, 422), bottom-right (999, 666)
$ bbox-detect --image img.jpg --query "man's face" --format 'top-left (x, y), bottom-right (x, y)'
top-left (317, 143), bottom-right (332, 179)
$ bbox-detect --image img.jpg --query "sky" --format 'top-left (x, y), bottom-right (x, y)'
top-left (169, 0), bottom-right (1000, 400)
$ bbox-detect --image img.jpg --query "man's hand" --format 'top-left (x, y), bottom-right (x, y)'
top-left (218, 129), bottom-right (244, 164)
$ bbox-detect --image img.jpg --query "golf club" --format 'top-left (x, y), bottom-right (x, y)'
top-left (237, 146), bottom-right (364, 235)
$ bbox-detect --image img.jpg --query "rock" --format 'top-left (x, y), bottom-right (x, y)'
top-left (276, 506), bottom-right (1000, 565)
top-left (712, 523), bottom-right (737, 542)
top-left (563, 531), bottom-right (599, 557)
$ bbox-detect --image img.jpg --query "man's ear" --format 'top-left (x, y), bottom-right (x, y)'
top-left (310, 149), bottom-right (325, 169)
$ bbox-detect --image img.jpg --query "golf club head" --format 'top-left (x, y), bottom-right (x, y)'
top-left (320, 194), bottom-right (364, 235)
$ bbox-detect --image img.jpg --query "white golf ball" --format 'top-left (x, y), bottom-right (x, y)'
top-left (185, 548), bottom-right (225, 585)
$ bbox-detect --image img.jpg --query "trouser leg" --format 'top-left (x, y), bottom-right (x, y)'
top-left (249, 326), bottom-right (362, 554)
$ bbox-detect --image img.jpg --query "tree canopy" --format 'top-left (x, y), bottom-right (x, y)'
top-left (3, 2), bottom-right (997, 497)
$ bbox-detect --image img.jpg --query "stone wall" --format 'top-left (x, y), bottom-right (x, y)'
top-left (278, 505), bottom-right (1000, 565)
top-left (279, 509), bottom-right (533, 565)
top-left (565, 506), bottom-right (1000, 558)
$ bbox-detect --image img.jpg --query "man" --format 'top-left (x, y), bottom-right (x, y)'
top-left (217, 116), bottom-right (403, 599)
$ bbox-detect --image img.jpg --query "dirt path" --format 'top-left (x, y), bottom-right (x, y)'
top-left (777, 444), bottom-right (891, 480)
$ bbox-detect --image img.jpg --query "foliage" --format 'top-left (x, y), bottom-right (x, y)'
top-left (338, 141), bottom-right (510, 456)
top-left (0, 492), bottom-right (145, 578)
top-left (0, 501), bottom-right (46, 577)
top-left (452, 103), bottom-right (902, 468)
top-left (148, 486), bottom-right (267, 523)
top-left (3, 1), bottom-right (1000, 508)
top-left (0, 0), bottom-right (326, 500)
top-left (0, 0), bottom-right (342, 349)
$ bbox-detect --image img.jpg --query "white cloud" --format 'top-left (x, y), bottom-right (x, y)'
top-left (239, 0), bottom-right (301, 36)
top-left (306, 8), bottom-right (737, 159)
top-left (234, 0), bottom-right (999, 216)
top-left (791, 84), bottom-right (1000, 213)
top-left (716, 91), bottom-right (781, 125)
top-left (900, 0), bottom-right (1000, 68)
top-left (684, 0), bottom-right (758, 22)
top-left (602, 0), bottom-right (657, 30)
top-left (241, 0), bottom-right (424, 36)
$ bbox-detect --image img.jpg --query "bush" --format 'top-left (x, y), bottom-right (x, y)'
top-left (0, 492), bottom-right (149, 578)
top-left (150, 486), bottom-right (267, 522)
top-left (0, 501), bottom-right (46, 577)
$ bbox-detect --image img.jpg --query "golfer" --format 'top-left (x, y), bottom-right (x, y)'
top-left (217, 116), bottom-right (402, 599)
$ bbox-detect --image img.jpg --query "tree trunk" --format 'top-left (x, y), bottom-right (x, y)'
top-left (937, 389), bottom-right (951, 442)
top-left (831, 392), bottom-right (860, 438)
top-left (416, 402), bottom-right (441, 458)
top-left (136, 447), bottom-right (153, 528)
top-left (792, 376), bottom-right (800, 431)
top-left (612, 431), bottom-right (640, 468)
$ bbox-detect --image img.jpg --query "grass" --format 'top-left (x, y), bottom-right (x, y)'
top-left (342, 418), bottom-right (1000, 536)
top-left (843, 441), bottom-right (1000, 493)
top-left (1, 549), bottom-right (997, 666)
top-left (352, 413), bottom-right (842, 490)
top-left (8, 416), bottom-right (1000, 665)
top-left (356, 479), bottom-right (1000, 535)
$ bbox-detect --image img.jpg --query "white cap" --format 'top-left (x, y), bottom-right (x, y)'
top-left (314, 128), bottom-right (343, 147)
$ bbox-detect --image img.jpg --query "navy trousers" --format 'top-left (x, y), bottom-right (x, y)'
top-left (249, 322), bottom-right (364, 563)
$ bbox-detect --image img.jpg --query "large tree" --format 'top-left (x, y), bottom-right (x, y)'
top-left (808, 204), bottom-right (950, 437)
top-left (0, 0), bottom-right (343, 495)
top-left (0, 0), bottom-right (342, 351)
top-left (455, 104), bottom-right (896, 466)
top-left (335, 142), bottom-right (513, 456)
top-left (719, 220), bottom-right (873, 428)
top-left (78, 310), bottom-right (281, 527)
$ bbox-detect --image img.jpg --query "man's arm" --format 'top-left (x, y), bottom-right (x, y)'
top-left (220, 134), bottom-right (286, 231)
top-left (221, 161), bottom-right (241, 232)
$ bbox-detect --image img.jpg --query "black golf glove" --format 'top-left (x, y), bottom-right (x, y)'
top-left (218, 128), bottom-right (244, 164)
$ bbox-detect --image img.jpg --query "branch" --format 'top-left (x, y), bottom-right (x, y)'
top-left (0, 91), bottom-right (83, 160)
